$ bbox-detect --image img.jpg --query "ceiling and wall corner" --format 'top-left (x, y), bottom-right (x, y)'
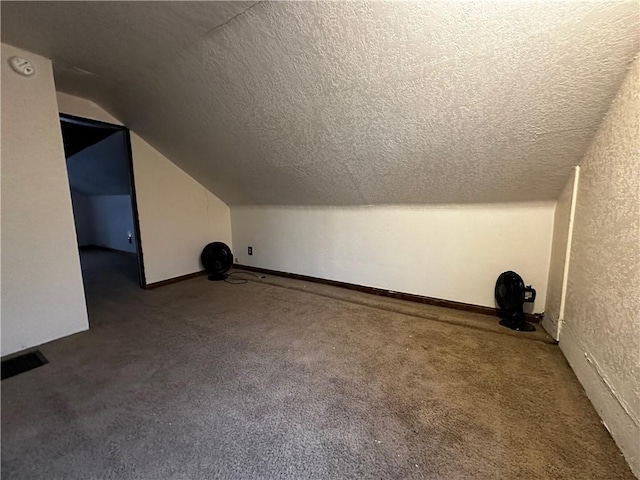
top-left (79, 195), bottom-right (138, 255)
top-left (60, 120), bottom-right (118, 158)
top-left (1, 42), bottom-right (89, 356)
top-left (63, 128), bottom-right (139, 254)
top-left (542, 165), bottom-right (579, 340)
top-left (55, 86), bottom-right (555, 315)
top-left (557, 56), bottom-right (640, 477)
top-left (57, 91), bottom-right (122, 125)
top-left (66, 130), bottom-right (132, 196)
top-left (232, 203), bottom-right (556, 313)
top-left (128, 133), bottom-right (233, 283)
top-left (56, 92), bottom-right (233, 284)
top-left (1, 1), bottom-right (638, 206)
top-left (3, 4), bottom-right (639, 473)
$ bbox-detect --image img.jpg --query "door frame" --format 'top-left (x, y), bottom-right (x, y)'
top-left (60, 112), bottom-right (147, 288)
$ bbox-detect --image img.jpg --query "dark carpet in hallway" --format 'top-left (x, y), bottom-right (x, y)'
top-left (1, 250), bottom-right (633, 479)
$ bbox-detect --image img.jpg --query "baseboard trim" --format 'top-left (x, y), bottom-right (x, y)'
top-left (234, 264), bottom-right (542, 323)
top-left (559, 324), bottom-right (639, 476)
top-left (145, 270), bottom-right (207, 290)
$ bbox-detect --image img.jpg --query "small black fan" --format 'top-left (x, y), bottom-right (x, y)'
top-left (495, 271), bottom-right (536, 332)
top-left (201, 242), bottom-right (233, 281)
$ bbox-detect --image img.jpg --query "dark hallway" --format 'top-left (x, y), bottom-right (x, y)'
top-left (78, 248), bottom-right (140, 325)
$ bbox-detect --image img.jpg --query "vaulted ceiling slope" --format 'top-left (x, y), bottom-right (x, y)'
top-left (2, 2), bottom-right (638, 205)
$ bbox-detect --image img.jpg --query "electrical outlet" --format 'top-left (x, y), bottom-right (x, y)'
top-left (248, 246), bottom-right (253, 255)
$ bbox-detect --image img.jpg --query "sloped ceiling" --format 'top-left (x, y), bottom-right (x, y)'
top-left (65, 130), bottom-right (132, 197)
top-left (60, 119), bottom-right (119, 159)
top-left (2, 1), bottom-right (638, 205)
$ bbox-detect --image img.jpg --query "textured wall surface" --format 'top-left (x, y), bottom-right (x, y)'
top-left (2, 2), bottom-right (638, 205)
top-left (1, 43), bottom-right (89, 356)
top-left (559, 58), bottom-right (640, 476)
top-left (57, 93), bottom-right (233, 284)
top-left (543, 167), bottom-right (577, 339)
top-left (232, 203), bottom-right (555, 312)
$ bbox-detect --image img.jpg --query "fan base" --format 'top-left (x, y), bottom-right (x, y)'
top-left (499, 318), bottom-right (536, 332)
top-left (208, 273), bottom-right (229, 281)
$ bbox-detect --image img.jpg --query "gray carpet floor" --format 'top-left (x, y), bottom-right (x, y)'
top-left (1, 249), bottom-right (633, 479)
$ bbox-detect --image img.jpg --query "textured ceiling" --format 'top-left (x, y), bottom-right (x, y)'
top-left (2, 1), bottom-right (639, 205)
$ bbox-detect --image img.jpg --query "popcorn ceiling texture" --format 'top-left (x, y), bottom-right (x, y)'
top-left (1, 1), bottom-right (638, 205)
top-left (559, 57), bottom-right (640, 475)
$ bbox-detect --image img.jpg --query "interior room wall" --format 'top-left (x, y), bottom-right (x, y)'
top-left (129, 135), bottom-right (232, 282)
top-left (56, 92), bottom-right (233, 284)
top-left (557, 58), bottom-right (640, 476)
top-left (231, 203), bottom-right (555, 312)
top-left (70, 191), bottom-right (93, 247)
top-left (65, 130), bottom-right (130, 197)
top-left (65, 130), bottom-right (136, 254)
top-left (1, 43), bottom-right (89, 356)
top-left (70, 192), bottom-right (136, 254)
top-left (542, 167), bottom-right (579, 340)
top-left (85, 195), bottom-right (137, 254)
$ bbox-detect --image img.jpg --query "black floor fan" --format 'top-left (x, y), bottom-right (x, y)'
top-left (495, 271), bottom-right (536, 332)
top-left (201, 242), bottom-right (233, 281)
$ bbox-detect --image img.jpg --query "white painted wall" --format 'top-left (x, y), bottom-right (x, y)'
top-left (85, 195), bottom-right (137, 254)
top-left (66, 129), bottom-right (136, 254)
top-left (57, 91), bottom-right (121, 125)
top-left (1, 43), bottom-right (89, 356)
top-left (129, 136), bottom-right (232, 283)
top-left (231, 204), bottom-right (555, 312)
top-left (56, 92), bottom-right (233, 284)
top-left (70, 191), bottom-right (93, 247)
top-left (557, 58), bottom-right (640, 476)
top-left (70, 192), bottom-right (136, 253)
top-left (543, 167), bottom-right (579, 340)
top-left (66, 130), bottom-right (131, 196)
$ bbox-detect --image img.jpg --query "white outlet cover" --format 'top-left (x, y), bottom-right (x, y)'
top-left (9, 56), bottom-right (35, 76)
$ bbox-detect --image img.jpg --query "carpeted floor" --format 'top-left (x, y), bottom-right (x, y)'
top-left (1, 250), bottom-right (633, 479)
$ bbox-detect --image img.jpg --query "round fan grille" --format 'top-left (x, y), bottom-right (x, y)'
top-left (494, 271), bottom-right (536, 332)
top-left (201, 242), bottom-right (233, 275)
top-left (495, 271), bottom-right (525, 312)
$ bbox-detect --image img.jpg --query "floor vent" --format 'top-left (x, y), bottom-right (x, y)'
top-left (1, 350), bottom-right (48, 380)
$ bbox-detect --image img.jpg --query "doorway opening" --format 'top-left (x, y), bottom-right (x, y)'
top-left (60, 114), bottom-right (146, 295)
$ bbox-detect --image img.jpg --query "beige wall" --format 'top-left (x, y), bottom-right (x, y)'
top-left (1, 43), bottom-right (89, 356)
top-left (57, 91), bottom-right (121, 125)
top-left (129, 135), bottom-right (232, 283)
top-left (232, 203), bottom-right (555, 312)
top-left (1, 42), bottom-right (232, 353)
top-left (543, 167), bottom-right (579, 340)
top-left (56, 93), bottom-right (232, 284)
top-left (558, 58), bottom-right (640, 475)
